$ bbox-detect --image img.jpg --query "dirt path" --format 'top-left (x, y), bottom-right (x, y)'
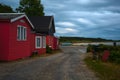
top-left (0, 46), bottom-right (99, 80)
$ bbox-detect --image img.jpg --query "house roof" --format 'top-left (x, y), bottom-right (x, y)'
top-left (0, 13), bottom-right (23, 19)
top-left (28, 16), bottom-right (55, 34)
top-left (0, 13), bottom-right (34, 29)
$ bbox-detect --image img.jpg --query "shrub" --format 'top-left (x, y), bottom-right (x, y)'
top-left (87, 44), bottom-right (93, 52)
top-left (46, 45), bottom-right (52, 54)
top-left (109, 50), bottom-right (120, 64)
top-left (87, 44), bottom-right (120, 62)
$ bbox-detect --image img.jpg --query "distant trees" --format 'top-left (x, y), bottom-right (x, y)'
top-left (0, 3), bottom-right (14, 13)
top-left (16, 0), bottom-right (44, 16)
top-left (59, 37), bottom-right (113, 43)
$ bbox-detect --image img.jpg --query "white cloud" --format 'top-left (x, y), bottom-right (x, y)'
top-left (56, 22), bottom-right (76, 27)
top-left (56, 27), bottom-right (78, 34)
top-left (65, 28), bottom-right (77, 32)
top-left (69, 0), bottom-right (107, 5)
top-left (76, 18), bottom-right (96, 26)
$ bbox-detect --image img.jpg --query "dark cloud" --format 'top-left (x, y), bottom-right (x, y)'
top-left (42, 0), bottom-right (120, 40)
top-left (0, 0), bottom-right (120, 40)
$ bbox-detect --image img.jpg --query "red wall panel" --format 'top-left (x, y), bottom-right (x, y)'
top-left (8, 17), bottom-right (31, 60)
top-left (0, 17), bottom-right (46, 61)
top-left (46, 35), bottom-right (59, 50)
top-left (30, 33), bottom-right (46, 55)
top-left (0, 22), bottom-right (10, 60)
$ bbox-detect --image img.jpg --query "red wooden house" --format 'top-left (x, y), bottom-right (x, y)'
top-left (0, 13), bottom-right (46, 61)
top-left (28, 16), bottom-right (59, 50)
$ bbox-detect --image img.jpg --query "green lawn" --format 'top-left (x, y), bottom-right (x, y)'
top-left (84, 56), bottom-right (120, 80)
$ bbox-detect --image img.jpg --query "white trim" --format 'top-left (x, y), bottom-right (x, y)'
top-left (48, 16), bottom-right (53, 29)
top-left (43, 36), bottom-right (46, 48)
top-left (2, 13), bottom-right (34, 29)
top-left (35, 36), bottom-right (42, 48)
top-left (11, 15), bottom-right (25, 22)
top-left (24, 15), bottom-right (34, 29)
top-left (0, 13), bottom-right (25, 15)
top-left (17, 25), bottom-right (27, 41)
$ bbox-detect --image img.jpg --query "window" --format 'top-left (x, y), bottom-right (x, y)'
top-left (17, 26), bottom-right (27, 40)
top-left (36, 36), bottom-right (42, 48)
top-left (43, 36), bottom-right (46, 48)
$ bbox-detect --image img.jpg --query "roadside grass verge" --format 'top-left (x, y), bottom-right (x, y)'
top-left (84, 54), bottom-right (120, 80)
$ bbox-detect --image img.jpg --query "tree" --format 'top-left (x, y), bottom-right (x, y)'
top-left (16, 0), bottom-right (44, 16)
top-left (0, 3), bottom-right (14, 13)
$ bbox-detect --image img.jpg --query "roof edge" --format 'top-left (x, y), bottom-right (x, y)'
top-left (9, 13), bottom-right (34, 29)
top-left (0, 13), bottom-right (25, 15)
top-left (48, 16), bottom-right (55, 33)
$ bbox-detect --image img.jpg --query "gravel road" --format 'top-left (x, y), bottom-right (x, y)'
top-left (0, 46), bottom-right (99, 80)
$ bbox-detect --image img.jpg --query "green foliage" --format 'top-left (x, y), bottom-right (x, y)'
top-left (46, 45), bottom-right (52, 54)
top-left (85, 57), bottom-right (120, 80)
top-left (109, 50), bottom-right (120, 64)
top-left (59, 37), bottom-right (113, 43)
top-left (87, 44), bottom-right (120, 64)
top-left (0, 3), bottom-right (14, 13)
top-left (87, 44), bottom-right (93, 52)
top-left (16, 0), bottom-right (44, 16)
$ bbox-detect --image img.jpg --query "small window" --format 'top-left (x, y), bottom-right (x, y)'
top-left (43, 36), bottom-right (46, 48)
top-left (17, 26), bottom-right (27, 41)
top-left (36, 36), bottom-right (42, 48)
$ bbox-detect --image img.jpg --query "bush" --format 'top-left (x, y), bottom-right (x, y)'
top-left (87, 44), bottom-right (93, 52)
top-left (87, 44), bottom-right (120, 62)
top-left (46, 45), bottom-right (52, 54)
top-left (109, 50), bottom-right (120, 64)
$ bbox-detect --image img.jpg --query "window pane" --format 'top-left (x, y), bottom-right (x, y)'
top-left (21, 27), bottom-right (24, 40)
top-left (37, 37), bottom-right (40, 47)
top-left (17, 27), bottom-right (21, 40)
top-left (37, 38), bottom-right (40, 47)
top-left (24, 28), bottom-right (26, 40)
top-left (36, 37), bottom-right (42, 48)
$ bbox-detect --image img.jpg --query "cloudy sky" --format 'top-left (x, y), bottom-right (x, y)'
top-left (0, 0), bottom-right (120, 40)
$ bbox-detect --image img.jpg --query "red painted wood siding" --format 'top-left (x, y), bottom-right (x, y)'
top-left (8, 17), bottom-right (31, 60)
top-left (0, 21), bottom-right (10, 60)
top-left (53, 37), bottom-right (59, 50)
top-left (0, 17), bottom-right (46, 61)
top-left (46, 36), bottom-right (59, 50)
top-left (30, 33), bottom-right (46, 55)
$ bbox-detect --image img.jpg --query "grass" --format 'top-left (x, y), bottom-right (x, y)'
top-left (84, 54), bottom-right (120, 80)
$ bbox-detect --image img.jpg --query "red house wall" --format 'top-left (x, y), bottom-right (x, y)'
top-left (46, 35), bottom-right (53, 49)
top-left (0, 21), bottom-right (10, 60)
top-left (46, 35), bottom-right (59, 50)
top-left (8, 17), bottom-right (31, 61)
top-left (0, 17), bottom-right (46, 61)
top-left (30, 33), bottom-right (46, 55)
top-left (53, 37), bottom-right (59, 50)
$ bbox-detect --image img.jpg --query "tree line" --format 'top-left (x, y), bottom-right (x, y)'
top-left (59, 37), bottom-right (114, 43)
top-left (0, 0), bottom-right (44, 16)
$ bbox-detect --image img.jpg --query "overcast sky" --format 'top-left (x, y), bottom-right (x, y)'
top-left (0, 0), bottom-right (120, 40)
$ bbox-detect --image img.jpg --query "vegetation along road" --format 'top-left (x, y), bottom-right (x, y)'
top-left (0, 46), bottom-right (99, 80)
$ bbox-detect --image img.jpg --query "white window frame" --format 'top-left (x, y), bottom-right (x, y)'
top-left (17, 25), bottom-right (27, 41)
top-left (35, 36), bottom-right (42, 48)
top-left (42, 36), bottom-right (46, 48)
